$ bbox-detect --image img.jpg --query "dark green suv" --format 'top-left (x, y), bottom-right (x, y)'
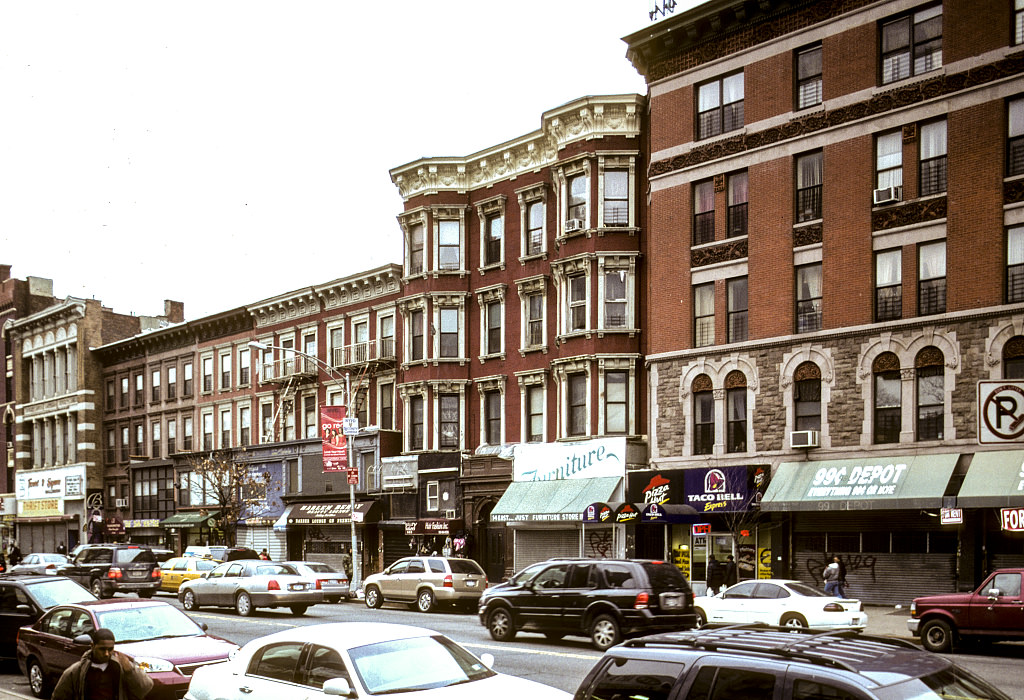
top-left (57, 544), bottom-right (161, 598)
top-left (478, 558), bottom-right (695, 650)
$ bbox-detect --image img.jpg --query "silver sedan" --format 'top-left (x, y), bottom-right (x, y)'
top-left (8, 553), bottom-right (69, 576)
top-left (177, 559), bottom-right (323, 616)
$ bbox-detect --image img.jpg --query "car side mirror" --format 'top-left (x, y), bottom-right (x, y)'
top-left (322, 678), bottom-right (356, 697)
top-left (15, 604), bottom-right (33, 615)
top-left (987, 588), bottom-right (1001, 598)
top-left (72, 634), bottom-right (92, 645)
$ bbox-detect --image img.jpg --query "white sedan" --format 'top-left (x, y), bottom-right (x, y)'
top-left (185, 622), bottom-right (570, 700)
top-left (694, 579), bottom-right (868, 631)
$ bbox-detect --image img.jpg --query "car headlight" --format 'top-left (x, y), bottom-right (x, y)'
top-left (133, 657), bottom-right (175, 673)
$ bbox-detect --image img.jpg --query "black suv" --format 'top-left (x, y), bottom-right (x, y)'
top-left (573, 626), bottom-right (1013, 700)
top-left (57, 544), bottom-right (161, 598)
top-left (0, 574), bottom-right (96, 660)
top-left (478, 558), bottom-right (695, 650)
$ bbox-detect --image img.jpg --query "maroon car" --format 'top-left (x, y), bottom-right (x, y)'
top-left (16, 598), bottom-right (237, 699)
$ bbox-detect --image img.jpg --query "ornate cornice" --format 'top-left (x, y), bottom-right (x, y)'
top-left (314, 264), bottom-right (403, 313)
top-left (871, 197), bottom-right (946, 232)
top-left (651, 53), bottom-right (1024, 179)
top-left (390, 95), bottom-right (643, 200)
top-left (793, 223), bottom-right (823, 247)
top-left (692, 238), bottom-right (747, 268)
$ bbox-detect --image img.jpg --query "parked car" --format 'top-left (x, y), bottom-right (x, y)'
top-left (574, 625), bottom-right (1014, 700)
top-left (58, 544), bottom-right (162, 599)
top-left (284, 561), bottom-right (350, 603)
top-left (693, 578), bottom-right (868, 631)
top-left (478, 557), bottom-right (696, 651)
top-left (159, 557), bottom-right (221, 594)
top-left (908, 567), bottom-right (1024, 652)
top-left (183, 545), bottom-right (259, 561)
top-left (363, 556), bottom-right (487, 612)
top-left (150, 548), bottom-right (175, 564)
top-left (7, 554), bottom-right (69, 576)
top-left (17, 597), bottom-right (237, 699)
top-left (183, 622), bottom-right (570, 700)
top-left (0, 574), bottom-right (96, 661)
top-left (178, 559), bottom-right (323, 616)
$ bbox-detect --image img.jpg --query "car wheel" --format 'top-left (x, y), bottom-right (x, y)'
top-left (921, 619), bottom-right (955, 653)
top-left (90, 578), bottom-right (107, 599)
top-left (416, 589), bottom-right (435, 613)
top-left (138, 589), bottom-right (155, 599)
top-left (780, 613), bottom-right (808, 630)
top-left (182, 589), bottom-right (199, 611)
top-left (590, 614), bottom-right (621, 651)
top-left (28, 657), bottom-right (51, 698)
top-left (695, 608), bottom-right (707, 628)
top-left (235, 591), bottom-right (253, 616)
top-left (290, 605), bottom-right (308, 616)
top-left (487, 607), bottom-right (516, 642)
top-left (365, 586), bottom-right (383, 609)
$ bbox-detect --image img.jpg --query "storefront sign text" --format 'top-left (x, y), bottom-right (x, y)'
top-left (16, 465), bottom-right (87, 501)
top-left (806, 462), bottom-right (907, 498)
top-left (20, 498), bottom-right (62, 517)
top-left (513, 437), bottom-right (625, 482)
top-left (1001, 507), bottom-right (1024, 532)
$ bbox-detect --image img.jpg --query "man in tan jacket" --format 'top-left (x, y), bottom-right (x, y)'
top-left (52, 628), bottom-right (154, 700)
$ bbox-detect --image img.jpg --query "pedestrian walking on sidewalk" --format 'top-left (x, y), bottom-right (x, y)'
top-left (836, 554), bottom-right (848, 598)
top-left (823, 555), bottom-right (840, 596)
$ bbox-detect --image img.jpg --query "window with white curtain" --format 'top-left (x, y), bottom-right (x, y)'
top-left (1009, 98), bottom-right (1024, 177)
top-left (694, 283), bottom-right (715, 347)
top-left (876, 249), bottom-right (902, 321)
top-left (698, 72), bottom-right (744, 139)
top-left (796, 151), bottom-right (823, 221)
top-left (727, 171), bottom-right (748, 238)
top-left (919, 120), bottom-right (947, 196)
top-left (409, 223), bottom-right (425, 274)
top-left (796, 44), bottom-right (822, 109)
top-left (693, 180), bottom-right (715, 245)
top-left (876, 131), bottom-right (903, 190)
top-left (881, 4), bottom-right (942, 84)
top-left (918, 241), bottom-right (946, 315)
top-left (1008, 226), bottom-right (1024, 303)
top-left (604, 270), bottom-right (627, 328)
top-left (796, 264), bottom-right (822, 332)
top-left (438, 220), bottom-right (460, 270)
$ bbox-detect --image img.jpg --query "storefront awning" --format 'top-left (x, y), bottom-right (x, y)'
top-left (287, 501), bottom-right (380, 525)
top-left (761, 454), bottom-right (958, 512)
top-left (160, 511), bottom-right (219, 528)
top-left (957, 451), bottom-right (1024, 508)
top-left (582, 502), bottom-right (642, 523)
top-left (640, 502), bottom-right (700, 523)
top-left (273, 504), bottom-right (296, 532)
top-left (492, 477), bottom-right (620, 523)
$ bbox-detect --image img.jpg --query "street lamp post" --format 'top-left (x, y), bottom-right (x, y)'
top-left (248, 340), bottom-right (362, 593)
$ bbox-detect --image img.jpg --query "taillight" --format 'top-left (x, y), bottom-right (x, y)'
top-left (45, 564), bottom-right (57, 570)
top-left (634, 591), bottom-right (649, 610)
top-left (443, 574), bottom-right (454, 588)
top-left (107, 567), bottom-right (123, 580)
top-left (823, 602), bottom-right (844, 612)
top-left (316, 580), bottom-right (322, 590)
top-left (151, 569), bottom-right (162, 579)
top-left (267, 580), bottom-right (280, 591)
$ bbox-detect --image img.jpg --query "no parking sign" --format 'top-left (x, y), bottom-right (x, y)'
top-left (978, 381), bottom-right (1024, 443)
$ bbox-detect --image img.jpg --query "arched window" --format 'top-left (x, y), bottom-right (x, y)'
top-left (916, 347), bottom-right (944, 441)
top-left (1004, 336), bottom-right (1024, 379)
top-left (794, 362), bottom-right (822, 431)
top-left (873, 352), bottom-right (901, 444)
top-left (693, 374), bottom-right (714, 455)
top-left (725, 370), bottom-right (747, 453)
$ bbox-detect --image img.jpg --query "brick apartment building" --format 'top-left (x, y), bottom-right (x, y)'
top-left (625, 0), bottom-right (1024, 603)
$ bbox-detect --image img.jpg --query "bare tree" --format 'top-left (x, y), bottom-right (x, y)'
top-left (183, 449), bottom-right (276, 546)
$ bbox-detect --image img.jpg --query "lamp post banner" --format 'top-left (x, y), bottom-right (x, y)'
top-left (321, 405), bottom-right (348, 472)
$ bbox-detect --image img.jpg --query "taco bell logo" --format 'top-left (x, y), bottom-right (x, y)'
top-left (705, 469), bottom-right (726, 493)
top-left (586, 505), bottom-right (595, 519)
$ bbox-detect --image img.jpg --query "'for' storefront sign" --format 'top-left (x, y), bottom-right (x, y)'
top-left (1001, 507), bottom-right (1024, 531)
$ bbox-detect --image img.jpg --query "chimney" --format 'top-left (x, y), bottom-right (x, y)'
top-left (164, 300), bottom-right (185, 323)
top-left (0, 264), bottom-right (10, 282)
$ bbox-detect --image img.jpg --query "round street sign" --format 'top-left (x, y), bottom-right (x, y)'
top-left (978, 381), bottom-right (1024, 443)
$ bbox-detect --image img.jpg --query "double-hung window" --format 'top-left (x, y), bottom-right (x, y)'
top-left (411, 310), bottom-right (424, 362)
top-left (604, 270), bottom-right (627, 328)
top-left (166, 418), bottom-right (176, 454)
top-left (183, 415), bottom-right (194, 451)
top-left (220, 407), bottom-right (232, 447)
top-left (134, 373), bottom-right (144, 406)
top-left (919, 120), bottom-right (947, 196)
top-left (1008, 226), bottom-right (1024, 303)
top-left (605, 371), bottom-right (627, 435)
top-left (438, 220), bottom-right (460, 270)
top-left (410, 396), bottom-right (424, 450)
top-left (151, 369), bottom-right (161, 403)
top-left (220, 353), bottom-right (231, 390)
top-left (239, 406), bottom-right (250, 446)
top-left (202, 413), bottom-right (214, 451)
top-left (567, 374), bottom-right (587, 437)
top-left (1017, 0), bottom-right (1024, 45)
top-left (916, 352), bottom-right (944, 441)
top-left (796, 151), bottom-right (823, 222)
top-left (876, 250), bottom-right (903, 321)
top-left (603, 170), bottom-right (629, 227)
top-left (693, 379), bottom-right (714, 455)
top-left (439, 394), bottom-right (460, 449)
top-left (409, 223), bottom-right (425, 274)
top-left (727, 278), bottom-right (748, 343)
top-left (794, 367), bottom-right (822, 431)
top-left (183, 362), bottom-right (193, 396)
top-left (202, 358), bottom-right (213, 393)
top-left (120, 377), bottom-right (129, 408)
top-left (526, 385), bottom-right (544, 443)
top-left (1009, 98), bottom-right (1024, 177)
top-left (239, 348), bottom-right (250, 385)
top-left (881, 4), bottom-right (942, 84)
top-left (567, 174), bottom-right (588, 227)
top-left (918, 241), bottom-right (946, 315)
top-left (569, 274), bottom-right (587, 331)
top-left (726, 383), bottom-right (747, 453)
top-left (727, 172), bottom-right (748, 238)
top-left (485, 301), bottom-right (502, 355)
top-left (484, 391), bottom-right (501, 445)
top-left (697, 73), bottom-right (744, 139)
top-left (439, 308), bottom-right (459, 358)
top-left (694, 283), bottom-right (714, 347)
top-left (876, 131), bottom-right (903, 191)
top-left (874, 354), bottom-right (902, 444)
top-left (527, 201), bottom-right (544, 255)
top-left (526, 292), bottom-right (544, 346)
top-left (796, 44), bottom-right (822, 109)
top-left (485, 214), bottom-right (503, 266)
top-left (379, 383), bottom-right (393, 430)
top-left (693, 180), bottom-right (715, 245)
top-left (796, 264), bottom-right (823, 333)
top-left (151, 421), bottom-right (161, 459)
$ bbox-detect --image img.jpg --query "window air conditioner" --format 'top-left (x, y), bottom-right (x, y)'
top-left (115, 498), bottom-right (128, 508)
top-left (444, 509), bottom-right (457, 519)
top-left (790, 430), bottom-right (820, 449)
top-left (872, 186), bottom-right (902, 205)
top-left (565, 218), bottom-right (585, 233)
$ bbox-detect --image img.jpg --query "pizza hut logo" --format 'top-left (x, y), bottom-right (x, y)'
top-left (643, 474), bottom-right (672, 503)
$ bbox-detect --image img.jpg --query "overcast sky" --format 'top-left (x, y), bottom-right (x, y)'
top-left (0, 1), bottom-right (677, 321)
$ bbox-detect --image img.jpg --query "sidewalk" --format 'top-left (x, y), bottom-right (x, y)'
top-left (863, 604), bottom-right (916, 641)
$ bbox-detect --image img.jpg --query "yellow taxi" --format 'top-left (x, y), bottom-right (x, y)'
top-left (160, 556), bottom-right (222, 593)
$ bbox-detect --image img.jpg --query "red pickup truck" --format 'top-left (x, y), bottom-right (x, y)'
top-left (907, 568), bottom-right (1024, 652)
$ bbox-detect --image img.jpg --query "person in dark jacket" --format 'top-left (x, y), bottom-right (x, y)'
top-left (9, 543), bottom-right (22, 567)
top-left (723, 554), bottom-right (738, 588)
top-left (836, 554), bottom-right (848, 598)
top-left (706, 556), bottom-right (725, 594)
top-left (52, 628), bottom-right (153, 700)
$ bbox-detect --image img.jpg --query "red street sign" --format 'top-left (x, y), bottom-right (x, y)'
top-left (692, 523), bottom-right (711, 534)
top-left (347, 468), bottom-right (359, 485)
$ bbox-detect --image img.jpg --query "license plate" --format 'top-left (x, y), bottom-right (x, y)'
top-left (662, 597), bottom-right (682, 609)
top-left (851, 617), bottom-right (860, 624)
top-left (466, 580), bottom-right (476, 587)
top-left (289, 583), bottom-right (307, 591)
top-left (328, 579), bottom-right (340, 585)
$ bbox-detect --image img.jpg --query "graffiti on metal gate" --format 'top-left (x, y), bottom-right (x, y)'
top-left (587, 530), bottom-right (613, 558)
top-left (807, 553), bottom-right (877, 582)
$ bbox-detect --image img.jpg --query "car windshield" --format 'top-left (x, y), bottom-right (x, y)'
top-left (509, 563), bottom-right (547, 585)
top-left (29, 578), bottom-right (97, 608)
top-left (114, 548), bottom-right (156, 564)
top-left (875, 666), bottom-right (1013, 700)
top-left (97, 604), bottom-right (203, 642)
top-left (787, 582), bottom-right (829, 597)
top-left (643, 563), bottom-right (689, 591)
top-left (43, 554), bottom-right (68, 563)
top-left (448, 560), bottom-right (484, 575)
top-left (305, 563), bottom-right (337, 574)
top-left (348, 635), bottom-right (494, 694)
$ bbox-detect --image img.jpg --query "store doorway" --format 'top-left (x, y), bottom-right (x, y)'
top-left (691, 532), bottom-right (734, 596)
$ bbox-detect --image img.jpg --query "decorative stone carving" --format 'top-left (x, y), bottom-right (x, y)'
top-left (871, 197), bottom-right (946, 231)
top-left (793, 223), bottom-right (822, 247)
top-left (692, 238), bottom-right (748, 267)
